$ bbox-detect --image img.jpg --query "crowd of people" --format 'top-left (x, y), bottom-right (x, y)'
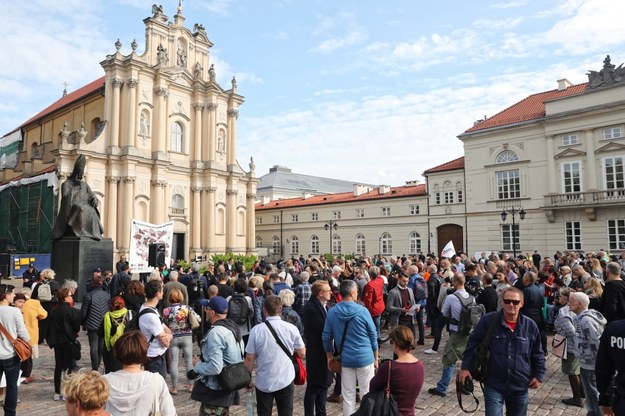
top-left (0, 249), bottom-right (624, 415)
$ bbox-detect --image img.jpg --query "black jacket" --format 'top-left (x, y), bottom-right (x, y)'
top-left (46, 302), bottom-right (81, 347)
top-left (302, 297), bottom-right (330, 387)
top-left (596, 318), bottom-right (625, 406)
top-left (477, 286), bottom-right (498, 313)
top-left (601, 279), bottom-right (625, 323)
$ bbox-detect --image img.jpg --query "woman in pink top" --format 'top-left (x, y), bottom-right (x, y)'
top-left (369, 326), bottom-right (424, 416)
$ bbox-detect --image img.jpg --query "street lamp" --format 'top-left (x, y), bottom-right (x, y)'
top-left (324, 220), bottom-right (339, 256)
top-left (500, 207), bottom-right (526, 259)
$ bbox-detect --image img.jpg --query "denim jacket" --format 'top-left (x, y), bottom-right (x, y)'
top-left (461, 311), bottom-right (546, 394)
top-left (195, 324), bottom-right (245, 390)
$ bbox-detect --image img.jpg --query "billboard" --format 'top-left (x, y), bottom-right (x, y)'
top-left (129, 219), bottom-right (174, 273)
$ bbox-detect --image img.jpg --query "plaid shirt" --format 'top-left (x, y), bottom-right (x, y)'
top-left (294, 282), bottom-right (312, 315)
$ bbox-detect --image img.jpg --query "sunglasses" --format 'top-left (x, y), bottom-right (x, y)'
top-left (502, 299), bottom-right (521, 305)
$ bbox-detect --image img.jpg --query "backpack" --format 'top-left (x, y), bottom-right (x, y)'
top-left (227, 294), bottom-right (250, 326)
top-left (107, 310), bottom-right (135, 347)
top-left (451, 292), bottom-right (485, 335)
top-left (38, 283), bottom-right (52, 302)
top-left (126, 308), bottom-right (159, 342)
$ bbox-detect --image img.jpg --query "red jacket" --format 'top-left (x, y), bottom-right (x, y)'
top-left (363, 277), bottom-right (385, 317)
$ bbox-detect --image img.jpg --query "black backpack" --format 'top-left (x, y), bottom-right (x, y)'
top-left (126, 307), bottom-right (159, 341)
top-left (227, 294), bottom-right (250, 326)
top-left (451, 292), bottom-right (485, 335)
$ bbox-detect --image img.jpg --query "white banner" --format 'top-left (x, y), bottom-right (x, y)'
top-left (441, 240), bottom-right (456, 258)
top-left (0, 130), bottom-right (22, 169)
top-left (129, 219), bottom-right (174, 273)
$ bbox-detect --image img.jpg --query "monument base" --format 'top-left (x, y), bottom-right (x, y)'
top-left (51, 238), bottom-right (113, 302)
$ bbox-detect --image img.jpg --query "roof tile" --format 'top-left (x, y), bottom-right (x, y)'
top-left (423, 156), bottom-right (464, 174)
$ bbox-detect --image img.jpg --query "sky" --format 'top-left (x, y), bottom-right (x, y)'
top-left (2, 0), bottom-right (625, 186)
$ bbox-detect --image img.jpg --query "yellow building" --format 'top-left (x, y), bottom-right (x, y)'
top-left (0, 5), bottom-right (258, 260)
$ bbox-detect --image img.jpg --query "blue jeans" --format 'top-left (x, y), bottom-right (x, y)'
top-left (87, 329), bottom-right (104, 371)
top-left (372, 315), bottom-right (381, 341)
top-left (304, 383), bottom-right (328, 416)
top-left (0, 355), bottom-right (21, 416)
top-left (415, 307), bottom-right (425, 342)
top-left (483, 384), bottom-right (528, 416)
top-left (436, 364), bottom-right (455, 393)
top-left (580, 368), bottom-right (600, 416)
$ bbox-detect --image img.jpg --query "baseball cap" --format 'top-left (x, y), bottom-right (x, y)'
top-left (93, 268), bottom-right (102, 273)
top-left (199, 296), bottom-right (228, 314)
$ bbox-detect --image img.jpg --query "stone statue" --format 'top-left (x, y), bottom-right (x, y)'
top-left (231, 76), bottom-right (237, 92)
top-left (193, 62), bottom-right (203, 78)
top-left (60, 121), bottom-right (70, 142)
top-left (208, 64), bottom-right (216, 82)
top-left (77, 122), bottom-right (87, 142)
top-left (51, 154), bottom-right (104, 240)
top-left (157, 44), bottom-right (168, 65)
top-left (587, 55), bottom-right (625, 89)
top-left (177, 39), bottom-right (187, 67)
top-left (217, 133), bottom-right (226, 153)
top-left (249, 156), bottom-right (255, 172)
top-left (140, 113), bottom-right (150, 136)
top-left (152, 4), bottom-right (164, 18)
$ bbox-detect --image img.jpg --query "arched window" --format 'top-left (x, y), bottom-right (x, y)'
top-left (310, 235), bottom-right (320, 254)
top-left (171, 194), bottom-right (184, 215)
top-left (290, 236), bottom-right (299, 254)
top-left (332, 234), bottom-right (341, 254)
top-left (381, 233), bottom-right (392, 255)
top-left (171, 121), bottom-right (184, 152)
top-left (355, 233), bottom-right (366, 255)
top-left (237, 210), bottom-right (245, 235)
top-left (495, 150), bottom-right (519, 164)
top-left (409, 232), bottom-right (421, 255)
top-left (256, 236), bottom-right (262, 248)
top-left (272, 236), bottom-right (281, 256)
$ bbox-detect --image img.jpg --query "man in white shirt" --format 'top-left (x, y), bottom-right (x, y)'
top-left (139, 280), bottom-right (172, 380)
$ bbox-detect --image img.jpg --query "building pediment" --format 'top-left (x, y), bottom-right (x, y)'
top-left (554, 148), bottom-right (587, 159)
top-left (595, 141), bottom-right (625, 154)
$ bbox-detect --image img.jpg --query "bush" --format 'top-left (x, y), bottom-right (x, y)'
top-left (210, 252), bottom-right (257, 272)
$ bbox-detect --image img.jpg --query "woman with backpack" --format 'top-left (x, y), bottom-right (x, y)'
top-left (162, 288), bottom-right (195, 394)
top-left (225, 278), bottom-right (254, 346)
top-left (103, 296), bottom-right (133, 373)
top-left (32, 268), bottom-right (60, 345)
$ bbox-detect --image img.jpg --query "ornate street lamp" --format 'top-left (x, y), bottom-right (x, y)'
top-left (324, 220), bottom-right (339, 256)
top-left (500, 207), bottom-right (525, 259)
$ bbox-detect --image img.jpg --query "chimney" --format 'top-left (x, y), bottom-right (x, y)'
top-left (557, 78), bottom-right (573, 91)
top-left (379, 185), bottom-right (390, 194)
top-left (404, 180), bottom-right (420, 186)
top-left (303, 193), bottom-right (314, 199)
top-left (261, 196), bottom-right (271, 205)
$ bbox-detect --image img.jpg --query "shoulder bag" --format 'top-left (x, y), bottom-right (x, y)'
top-left (0, 322), bottom-right (32, 362)
top-left (265, 321), bottom-right (306, 385)
top-left (552, 333), bottom-right (567, 359)
top-left (329, 319), bottom-right (351, 374)
top-left (351, 360), bottom-right (399, 416)
top-left (217, 337), bottom-right (251, 392)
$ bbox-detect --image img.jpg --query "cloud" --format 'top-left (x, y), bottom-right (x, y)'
top-left (311, 12), bottom-right (367, 53)
top-left (472, 17), bottom-right (524, 30)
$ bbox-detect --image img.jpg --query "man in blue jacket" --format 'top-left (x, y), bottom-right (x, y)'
top-left (323, 279), bottom-right (379, 416)
top-left (459, 287), bottom-right (545, 416)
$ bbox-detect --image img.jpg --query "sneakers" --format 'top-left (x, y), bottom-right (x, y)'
top-left (424, 349), bottom-right (438, 355)
top-left (21, 376), bottom-right (34, 384)
top-left (169, 387), bottom-right (178, 395)
top-left (562, 397), bottom-right (584, 407)
top-left (53, 393), bottom-right (64, 401)
top-left (327, 393), bottom-right (341, 403)
top-left (428, 387), bottom-right (446, 397)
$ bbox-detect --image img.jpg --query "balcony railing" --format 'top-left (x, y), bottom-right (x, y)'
top-left (170, 207), bottom-right (186, 216)
top-left (544, 189), bottom-right (625, 207)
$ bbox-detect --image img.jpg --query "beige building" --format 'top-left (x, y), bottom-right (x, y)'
top-left (459, 56), bottom-right (625, 255)
top-left (0, 5), bottom-right (257, 260)
top-left (255, 182), bottom-right (429, 260)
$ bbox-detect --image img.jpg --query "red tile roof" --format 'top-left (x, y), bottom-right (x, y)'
top-left (16, 76), bottom-right (106, 132)
top-left (256, 183), bottom-right (426, 210)
top-left (0, 164), bottom-right (57, 186)
top-left (423, 156), bottom-right (464, 174)
top-left (464, 83), bottom-right (588, 133)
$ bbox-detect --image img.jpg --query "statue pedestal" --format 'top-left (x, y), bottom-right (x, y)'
top-left (51, 238), bottom-right (113, 301)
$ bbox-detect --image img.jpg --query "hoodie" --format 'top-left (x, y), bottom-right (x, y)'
top-left (104, 370), bottom-right (176, 416)
top-left (322, 301), bottom-right (378, 368)
top-left (574, 308), bottom-right (607, 370)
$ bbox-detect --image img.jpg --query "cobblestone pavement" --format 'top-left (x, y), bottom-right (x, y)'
top-left (6, 317), bottom-right (588, 416)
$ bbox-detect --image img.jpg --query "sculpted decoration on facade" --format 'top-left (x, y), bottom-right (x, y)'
top-left (156, 44), bottom-right (169, 65)
top-left (127, 78), bottom-right (139, 88)
top-left (112, 78), bottom-right (124, 88)
top-left (587, 55), bottom-right (625, 90)
top-left (227, 108), bottom-right (239, 119)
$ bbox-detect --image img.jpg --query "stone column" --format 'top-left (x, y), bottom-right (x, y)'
top-left (205, 103), bottom-right (217, 161)
top-left (206, 187), bottom-right (216, 251)
top-left (200, 189), bottom-right (209, 250)
top-left (125, 78), bottom-right (138, 148)
top-left (226, 189), bottom-right (237, 251)
top-left (151, 180), bottom-right (167, 224)
top-left (110, 78), bottom-right (124, 148)
top-left (545, 135), bottom-right (557, 194)
top-left (226, 108), bottom-right (239, 166)
top-left (585, 129), bottom-right (598, 191)
top-left (154, 87), bottom-right (168, 153)
top-left (106, 176), bottom-right (120, 248)
top-left (191, 187), bottom-right (202, 251)
top-left (246, 192), bottom-right (256, 254)
top-left (192, 103), bottom-right (203, 160)
top-left (121, 177), bottom-right (135, 253)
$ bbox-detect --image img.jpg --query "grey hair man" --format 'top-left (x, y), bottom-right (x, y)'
top-left (163, 270), bottom-right (189, 308)
top-left (294, 271), bottom-right (312, 317)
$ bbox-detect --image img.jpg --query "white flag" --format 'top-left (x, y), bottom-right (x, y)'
top-left (441, 240), bottom-right (456, 258)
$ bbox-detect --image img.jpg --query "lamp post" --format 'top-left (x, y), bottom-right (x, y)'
top-left (500, 207), bottom-right (526, 259)
top-left (324, 220), bottom-right (339, 257)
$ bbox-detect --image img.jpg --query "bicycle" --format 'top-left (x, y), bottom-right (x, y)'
top-left (378, 310), bottom-right (391, 344)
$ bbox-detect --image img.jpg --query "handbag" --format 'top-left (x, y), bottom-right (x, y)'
top-left (0, 322), bottom-right (33, 362)
top-left (265, 321), bottom-right (307, 385)
top-left (70, 339), bottom-right (81, 361)
top-left (217, 362), bottom-right (252, 391)
top-left (329, 319), bottom-right (352, 374)
top-left (351, 360), bottom-right (399, 416)
top-left (188, 308), bottom-right (201, 330)
top-left (552, 333), bottom-right (567, 359)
